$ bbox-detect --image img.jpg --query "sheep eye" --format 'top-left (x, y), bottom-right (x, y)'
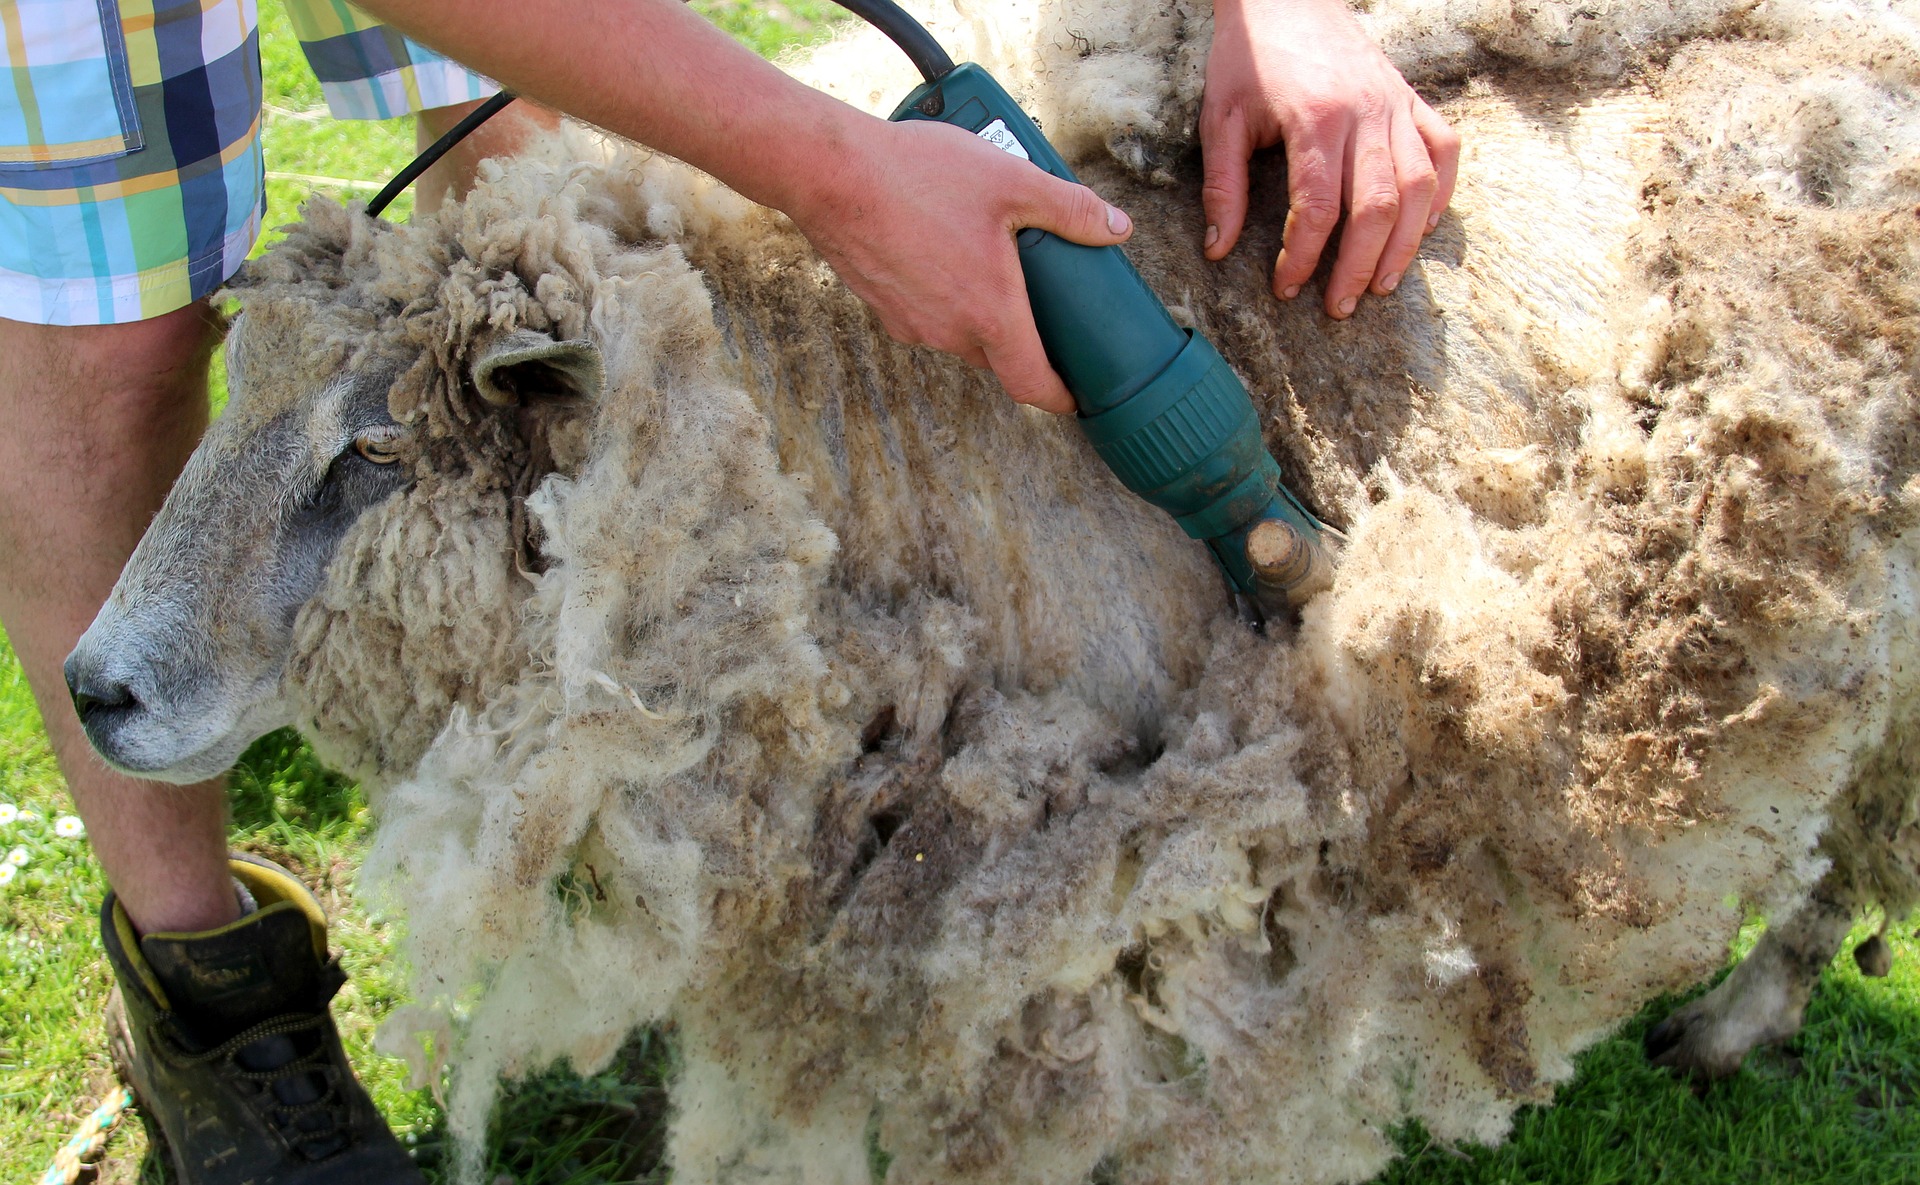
top-left (352, 426), bottom-right (406, 465)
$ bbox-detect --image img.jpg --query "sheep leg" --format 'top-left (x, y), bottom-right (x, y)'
top-left (1643, 881), bottom-right (1853, 1081)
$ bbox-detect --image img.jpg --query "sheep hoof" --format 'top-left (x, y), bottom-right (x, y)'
top-left (1853, 934), bottom-right (1892, 978)
top-left (1643, 1000), bottom-right (1745, 1085)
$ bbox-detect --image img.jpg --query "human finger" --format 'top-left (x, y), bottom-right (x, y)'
top-left (1271, 122), bottom-right (1345, 300)
top-left (1412, 96), bottom-right (1461, 231)
top-left (1369, 104), bottom-right (1439, 295)
top-left (1321, 106), bottom-right (1400, 318)
top-left (1199, 104), bottom-right (1254, 260)
top-left (978, 299), bottom-right (1076, 414)
top-left (1010, 168), bottom-right (1133, 247)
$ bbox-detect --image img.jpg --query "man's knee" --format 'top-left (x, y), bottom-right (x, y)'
top-left (0, 301), bottom-right (221, 418)
top-left (0, 301), bottom-right (220, 552)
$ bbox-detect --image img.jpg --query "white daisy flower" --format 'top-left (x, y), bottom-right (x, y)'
top-left (0, 803), bottom-right (15, 825)
top-left (16, 810), bottom-right (37, 823)
top-left (6, 847), bottom-right (27, 867)
top-left (0, 863), bottom-right (15, 886)
top-left (54, 816), bottom-right (85, 839)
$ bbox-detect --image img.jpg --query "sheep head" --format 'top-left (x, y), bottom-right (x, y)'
top-left (66, 202), bottom-right (607, 784)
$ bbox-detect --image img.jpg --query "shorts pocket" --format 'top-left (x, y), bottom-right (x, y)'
top-left (0, 0), bottom-right (144, 170)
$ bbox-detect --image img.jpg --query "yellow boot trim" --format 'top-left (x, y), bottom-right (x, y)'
top-left (110, 900), bottom-right (171, 1009)
top-left (227, 857), bottom-right (329, 963)
top-left (135, 858), bottom-right (331, 967)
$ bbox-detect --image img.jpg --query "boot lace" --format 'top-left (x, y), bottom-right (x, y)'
top-left (177, 1012), bottom-right (354, 1161)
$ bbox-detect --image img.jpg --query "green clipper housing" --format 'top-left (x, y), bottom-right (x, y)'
top-left (890, 64), bottom-right (1333, 612)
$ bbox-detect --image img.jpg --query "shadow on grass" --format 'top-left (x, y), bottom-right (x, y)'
top-left (410, 1030), bottom-right (675, 1185)
top-left (229, 728), bottom-right (360, 838)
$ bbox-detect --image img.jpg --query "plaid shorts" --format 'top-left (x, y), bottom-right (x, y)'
top-left (0, 0), bottom-right (497, 326)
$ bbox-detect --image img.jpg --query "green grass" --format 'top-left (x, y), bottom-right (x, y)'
top-left (1378, 920), bottom-right (1920, 1185)
top-left (256, 6), bottom-right (419, 235)
top-left (690, 0), bottom-right (850, 59)
top-left (0, 646), bottom-right (117, 1173)
top-left (5, 4), bottom-right (1920, 1184)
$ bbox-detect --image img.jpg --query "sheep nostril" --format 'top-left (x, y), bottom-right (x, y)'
top-left (68, 673), bottom-right (138, 723)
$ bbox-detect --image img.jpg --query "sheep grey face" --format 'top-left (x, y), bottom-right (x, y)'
top-left (64, 321), bottom-right (417, 783)
top-left (63, 307), bottom-right (606, 785)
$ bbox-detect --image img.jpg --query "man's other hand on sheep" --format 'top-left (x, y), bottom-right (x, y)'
top-left (354, 0), bottom-right (1455, 408)
top-left (1203, 0), bottom-right (1460, 318)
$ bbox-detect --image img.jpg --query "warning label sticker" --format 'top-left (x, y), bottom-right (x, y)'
top-left (975, 118), bottom-right (1031, 161)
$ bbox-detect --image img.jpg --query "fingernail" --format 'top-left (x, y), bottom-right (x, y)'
top-left (1282, 285), bottom-right (1301, 300)
top-left (1379, 272), bottom-right (1401, 293)
top-left (1204, 224), bottom-right (1220, 252)
top-left (1337, 296), bottom-right (1357, 317)
top-left (1426, 212), bottom-right (1441, 231)
top-left (1107, 204), bottom-right (1131, 235)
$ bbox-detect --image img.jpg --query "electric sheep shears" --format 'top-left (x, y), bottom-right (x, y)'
top-left (846, 0), bottom-right (1333, 618)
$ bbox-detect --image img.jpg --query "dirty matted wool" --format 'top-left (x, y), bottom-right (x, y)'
top-left (231, 0), bottom-right (1920, 1181)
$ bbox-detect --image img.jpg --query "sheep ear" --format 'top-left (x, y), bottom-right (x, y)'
top-left (472, 330), bottom-right (604, 406)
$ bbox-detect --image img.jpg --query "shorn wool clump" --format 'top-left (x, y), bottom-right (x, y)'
top-left (193, 0), bottom-right (1920, 1181)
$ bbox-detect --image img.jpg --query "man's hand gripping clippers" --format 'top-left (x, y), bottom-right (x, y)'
top-left (841, 0), bottom-right (1335, 617)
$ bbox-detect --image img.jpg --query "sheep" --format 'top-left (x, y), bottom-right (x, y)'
top-left (64, 0), bottom-right (1920, 1182)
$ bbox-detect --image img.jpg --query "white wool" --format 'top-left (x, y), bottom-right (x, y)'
top-left (213, 0), bottom-right (1920, 1181)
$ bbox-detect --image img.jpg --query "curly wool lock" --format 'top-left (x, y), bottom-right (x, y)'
top-left (214, 1), bottom-right (1920, 1182)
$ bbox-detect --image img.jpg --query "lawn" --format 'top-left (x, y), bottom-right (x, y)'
top-left (3, 4), bottom-right (1917, 1184)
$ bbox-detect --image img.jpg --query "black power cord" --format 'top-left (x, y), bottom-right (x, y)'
top-left (829, 0), bottom-right (954, 84)
top-left (365, 90), bottom-right (519, 218)
top-left (363, 1), bottom-right (955, 218)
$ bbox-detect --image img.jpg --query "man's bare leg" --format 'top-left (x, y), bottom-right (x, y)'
top-left (0, 105), bottom-right (553, 941)
top-left (414, 97), bottom-right (560, 215)
top-left (0, 303), bottom-right (234, 935)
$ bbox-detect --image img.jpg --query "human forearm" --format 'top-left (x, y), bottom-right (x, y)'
top-left (350, 0), bottom-right (1135, 412)
top-left (350, 0), bottom-right (872, 221)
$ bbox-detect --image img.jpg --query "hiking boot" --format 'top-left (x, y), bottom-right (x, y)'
top-left (101, 853), bottom-right (423, 1184)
